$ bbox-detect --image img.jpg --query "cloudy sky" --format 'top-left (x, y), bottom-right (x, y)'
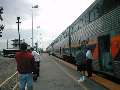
top-left (0, 0), bottom-right (95, 50)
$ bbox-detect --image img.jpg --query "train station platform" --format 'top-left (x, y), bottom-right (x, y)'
top-left (33, 53), bottom-right (108, 90)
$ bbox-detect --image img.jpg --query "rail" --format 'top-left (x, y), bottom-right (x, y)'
top-left (0, 71), bottom-right (19, 90)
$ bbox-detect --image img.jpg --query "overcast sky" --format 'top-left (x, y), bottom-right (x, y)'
top-left (0, 0), bottom-right (95, 50)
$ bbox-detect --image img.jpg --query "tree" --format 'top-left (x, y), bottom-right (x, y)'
top-left (0, 7), bottom-right (3, 21)
top-left (0, 6), bottom-right (4, 37)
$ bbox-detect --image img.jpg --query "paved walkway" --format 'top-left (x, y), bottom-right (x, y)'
top-left (33, 54), bottom-right (108, 90)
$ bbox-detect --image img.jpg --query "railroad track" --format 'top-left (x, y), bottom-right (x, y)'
top-left (0, 72), bottom-right (18, 90)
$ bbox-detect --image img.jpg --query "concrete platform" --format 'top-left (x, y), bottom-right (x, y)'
top-left (33, 54), bottom-right (108, 90)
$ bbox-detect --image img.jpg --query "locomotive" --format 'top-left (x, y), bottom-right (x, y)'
top-left (46, 0), bottom-right (120, 79)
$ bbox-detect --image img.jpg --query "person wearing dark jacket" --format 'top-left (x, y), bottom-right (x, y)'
top-left (75, 47), bottom-right (87, 75)
top-left (15, 43), bottom-right (35, 90)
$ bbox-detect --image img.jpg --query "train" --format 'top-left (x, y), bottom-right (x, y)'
top-left (46, 0), bottom-right (120, 79)
top-left (3, 49), bottom-right (20, 58)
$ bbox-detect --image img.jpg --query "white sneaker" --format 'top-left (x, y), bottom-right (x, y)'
top-left (78, 76), bottom-right (84, 82)
top-left (82, 76), bottom-right (86, 80)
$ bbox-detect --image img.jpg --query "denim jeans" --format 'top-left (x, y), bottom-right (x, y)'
top-left (19, 73), bottom-right (33, 90)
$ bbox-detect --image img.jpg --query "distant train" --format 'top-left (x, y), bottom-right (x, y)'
top-left (3, 49), bottom-right (19, 58)
top-left (46, 0), bottom-right (120, 79)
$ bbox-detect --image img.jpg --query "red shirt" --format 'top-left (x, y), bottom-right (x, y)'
top-left (15, 51), bottom-right (35, 74)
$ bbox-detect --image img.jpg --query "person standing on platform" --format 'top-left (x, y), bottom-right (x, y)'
top-left (76, 46), bottom-right (87, 81)
top-left (31, 48), bottom-right (40, 81)
top-left (76, 47), bottom-right (85, 73)
top-left (86, 48), bottom-right (93, 77)
top-left (80, 47), bottom-right (87, 78)
top-left (15, 42), bottom-right (35, 90)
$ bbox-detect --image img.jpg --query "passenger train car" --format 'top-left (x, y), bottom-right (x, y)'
top-left (46, 0), bottom-right (120, 79)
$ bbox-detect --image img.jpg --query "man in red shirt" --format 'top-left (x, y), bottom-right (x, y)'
top-left (15, 43), bottom-right (35, 90)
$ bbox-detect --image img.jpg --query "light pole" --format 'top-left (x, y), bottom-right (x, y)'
top-left (16, 17), bottom-right (21, 49)
top-left (32, 5), bottom-right (38, 47)
top-left (36, 26), bottom-right (40, 52)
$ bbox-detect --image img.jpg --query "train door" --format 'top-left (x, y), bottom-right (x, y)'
top-left (98, 35), bottom-right (112, 72)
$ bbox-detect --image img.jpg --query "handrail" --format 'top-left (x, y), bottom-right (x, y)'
top-left (0, 71), bottom-right (18, 90)
top-left (12, 83), bottom-right (19, 90)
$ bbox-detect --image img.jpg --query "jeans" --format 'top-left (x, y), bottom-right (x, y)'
top-left (19, 73), bottom-right (33, 90)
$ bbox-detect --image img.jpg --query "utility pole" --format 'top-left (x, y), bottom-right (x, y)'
top-left (32, 5), bottom-right (38, 47)
top-left (7, 39), bottom-right (8, 49)
top-left (16, 17), bottom-right (21, 49)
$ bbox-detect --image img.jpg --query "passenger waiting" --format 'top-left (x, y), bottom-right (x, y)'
top-left (86, 48), bottom-right (93, 77)
top-left (15, 43), bottom-right (35, 90)
top-left (31, 48), bottom-right (40, 81)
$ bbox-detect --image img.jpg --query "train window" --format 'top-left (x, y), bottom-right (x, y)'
top-left (84, 14), bottom-right (89, 24)
top-left (66, 33), bottom-right (67, 37)
top-left (89, 10), bottom-right (95, 22)
top-left (63, 34), bottom-right (65, 39)
top-left (85, 19), bottom-right (88, 25)
top-left (72, 26), bottom-right (73, 30)
top-left (64, 32), bottom-right (68, 38)
top-left (82, 20), bottom-right (85, 27)
top-left (80, 18), bottom-right (83, 22)
top-left (94, 8), bottom-right (100, 20)
top-left (71, 26), bottom-right (74, 34)
top-left (74, 25), bottom-right (77, 32)
top-left (79, 19), bottom-right (83, 26)
top-left (78, 25), bottom-right (79, 30)
top-left (64, 33), bottom-right (66, 38)
top-left (88, 12), bottom-right (91, 22)
top-left (60, 36), bottom-right (62, 40)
